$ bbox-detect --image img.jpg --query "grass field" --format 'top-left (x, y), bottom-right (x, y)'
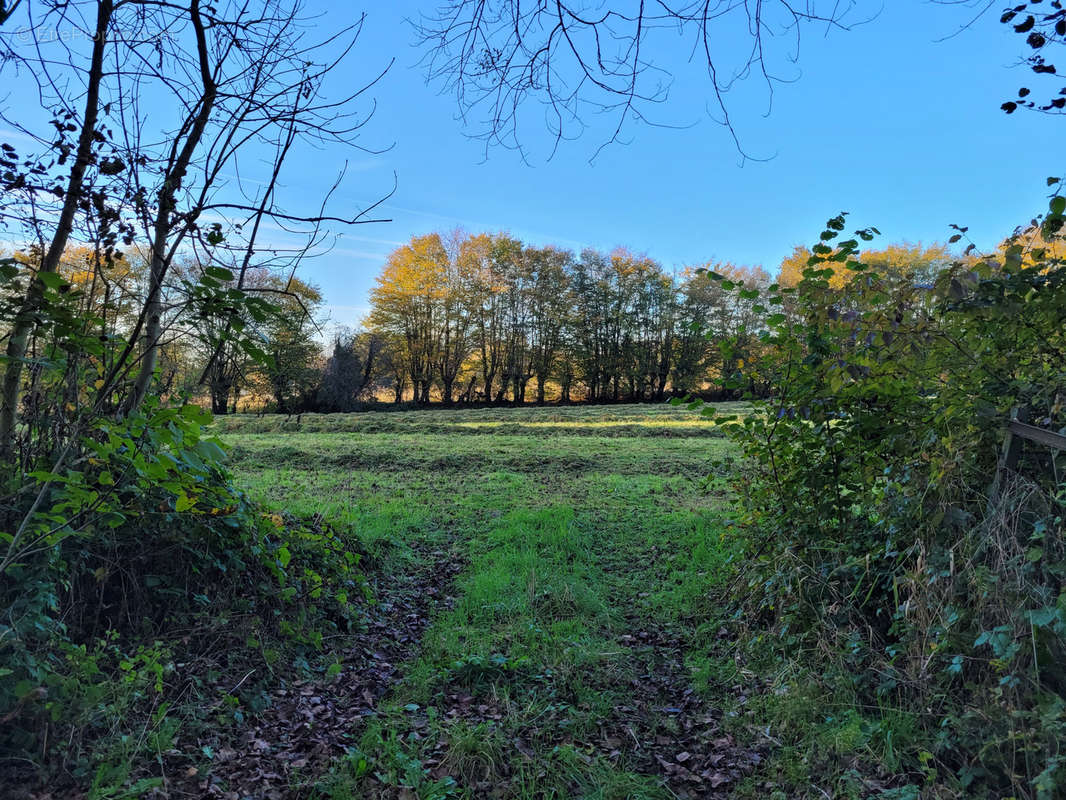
top-left (221, 403), bottom-right (753, 799)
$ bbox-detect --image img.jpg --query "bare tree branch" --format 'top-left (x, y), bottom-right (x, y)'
top-left (415, 0), bottom-right (866, 160)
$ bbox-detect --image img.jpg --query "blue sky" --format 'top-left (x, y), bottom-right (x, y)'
top-left (298, 0), bottom-right (1060, 328)
top-left (3, 1), bottom-right (1062, 330)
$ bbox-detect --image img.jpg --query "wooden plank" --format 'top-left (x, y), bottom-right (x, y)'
top-left (1008, 419), bottom-right (1066, 452)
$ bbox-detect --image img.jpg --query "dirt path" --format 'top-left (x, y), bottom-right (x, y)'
top-left (161, 543), bottom-right (465, 800)
top-left (330, 515), bottom-right (764, 799)
top-left (595, 616), bottom-right (763, 798)
top-left (159, 538), bottom-right (760, 799)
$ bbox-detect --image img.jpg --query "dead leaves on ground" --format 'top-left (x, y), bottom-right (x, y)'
top-left (160, 545), bottom-right (463, 800)
top-left (131, 548), bottom-right (758, 799)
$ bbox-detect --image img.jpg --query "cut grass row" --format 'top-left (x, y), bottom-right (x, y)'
top-left (213, 401), bottom-right (750, 437)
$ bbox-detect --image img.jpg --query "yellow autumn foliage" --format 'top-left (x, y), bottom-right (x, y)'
top-left (778, 242), bottom-right (954, 288)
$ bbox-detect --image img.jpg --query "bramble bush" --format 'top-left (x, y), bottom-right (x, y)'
top-left (1, 421), bottom-right (367, 789)
top-left (0, 251), bottom-right (367, 790)
top-left (688, 187), bottom-right (1066, 798)
top-left (0, 1), bottom-right (382, 790)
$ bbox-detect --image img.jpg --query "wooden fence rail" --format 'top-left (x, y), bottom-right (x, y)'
top-left (1006, 418), bottom-right (1066, 454)
top-left (989, 405), bottom-right (1066, 507)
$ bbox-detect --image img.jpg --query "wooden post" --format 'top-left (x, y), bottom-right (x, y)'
top-left (988, 405), bottom-right (1030, 509)
top-left (1001, 405), bottom-right (1030, 471)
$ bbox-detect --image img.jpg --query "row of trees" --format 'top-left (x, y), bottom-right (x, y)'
top-left (364, 232), bottom-right (771, 405)
top-left (360, 232), bottom-right (964, 407)
top-left (15, 230), bottom-right (961, 416)
top-left (18, 233), bottom-right (959, 413)
top-left (162, 232), bottom-right (960, 412)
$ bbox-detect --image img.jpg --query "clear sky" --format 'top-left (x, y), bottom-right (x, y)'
top-left (3, 1), bottom-right (1062, 330)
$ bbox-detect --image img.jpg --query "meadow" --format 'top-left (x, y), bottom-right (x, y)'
top-left (219, 403), bottom-right (756, 799)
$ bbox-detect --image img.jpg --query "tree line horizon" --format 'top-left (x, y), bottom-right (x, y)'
top-left (352, 233), bottom-right (961, 409)
top-left (17, 227), bottom-right (1035, 413)
top-left (205, 228), bottom-right (976, 409)
top-left (10, 231), bottom-right (994, 413)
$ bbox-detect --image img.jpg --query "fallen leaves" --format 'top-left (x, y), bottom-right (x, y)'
top-left (159, 544), bottom-right (464, 800)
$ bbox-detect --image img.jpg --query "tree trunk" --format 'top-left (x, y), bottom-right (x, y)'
top-left (211, 381), bottom-right (231, 415)
top-left (0, 0), bottom-right (113, 461)
top-left (127, 0), bottom-right (217, 413)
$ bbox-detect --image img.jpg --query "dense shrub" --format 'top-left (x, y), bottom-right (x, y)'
top-left (0, 397), bottom-right (366, 788)
top-left (695, 191), bottom-right (1066, 798)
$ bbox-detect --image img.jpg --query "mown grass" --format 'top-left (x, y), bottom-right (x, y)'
top-left (214, 400), bottom-right (750, 437)
top-left (223, 403), bottom-right (744, 798)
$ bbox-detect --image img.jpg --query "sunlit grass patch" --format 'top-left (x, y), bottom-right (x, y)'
top-left (214, 401), bottom-right (751, 437)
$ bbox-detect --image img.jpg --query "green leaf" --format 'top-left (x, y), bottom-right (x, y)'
top-left (277, 546), bottom-right (291, 569)
top-left (37, 272), bottom-right (67, 290)
top-left (175, 492), bottom-right (196, 513)
top-left (194, 439), bottom-right (227, 462)
top-left (181, 403), bottom-right (212, 425)
top-left (1029, 607), bottom-right (1059, 628)
top-left (204, 266), bottom-right (235, 281)
top-left (28, 470), bottom-right (69, 483)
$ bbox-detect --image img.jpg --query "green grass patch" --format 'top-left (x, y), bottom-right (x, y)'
top-left (224, 402), bottom-right (745, 798)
